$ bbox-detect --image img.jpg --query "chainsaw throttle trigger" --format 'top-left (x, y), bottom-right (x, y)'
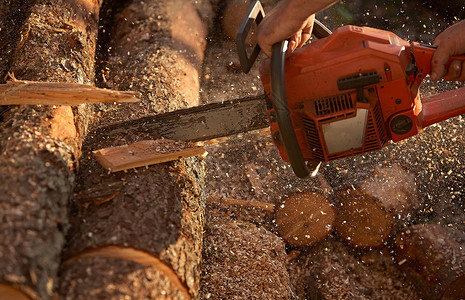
top-left (271, 40), bottom-right (310, 178)
top-left (236, 0), bottom-right (265, 74)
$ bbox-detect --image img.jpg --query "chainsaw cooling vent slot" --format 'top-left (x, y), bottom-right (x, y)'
top-left (314, 94), bottom-right (353, 117)
top-left (302, 117), bottom-right (324, 160)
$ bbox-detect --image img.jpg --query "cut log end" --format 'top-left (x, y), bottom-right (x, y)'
top-left (275, 191), bottom-right (335, 247)
top-left (334, 188), bottom-right (393, 248)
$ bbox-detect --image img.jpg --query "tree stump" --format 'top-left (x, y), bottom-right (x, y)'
top-left (0, 0), bottom-right (102, 298)
top-left (394, 223), bottom-right (465, 300)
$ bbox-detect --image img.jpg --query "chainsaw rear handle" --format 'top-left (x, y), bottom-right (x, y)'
top-left (411, 43), bottom-right (465, 128)
top-left (412, 42), bottom-right (465, 85)
top-left (271, 41), bottom-right (310, 178)
top-left (236, 0), bottom-right (332, 74)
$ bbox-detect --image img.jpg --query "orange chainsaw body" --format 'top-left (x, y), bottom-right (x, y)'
top-left (259, 25), bottom-right (464, 164)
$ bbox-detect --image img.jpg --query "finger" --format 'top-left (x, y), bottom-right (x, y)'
top-left (431, 38), bottom-right (452, 81)
top-left (287, 40), bottom-right (297, 54)
top-left (287, 33), bottom-right (300, 54)
top-left (443, 59), bottom-right (462, 81)
top-left (459, 60), bottom-right (465, 82)
top-left (299, 26), bottom-right (313, 47)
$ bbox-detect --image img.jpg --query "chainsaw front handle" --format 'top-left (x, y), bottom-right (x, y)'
top-left (236, 0), bottom-right (265, 74)
top-left (271, 41), bottom-right (310, 178)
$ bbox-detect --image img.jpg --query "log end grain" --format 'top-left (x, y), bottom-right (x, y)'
top-left (275, 191), bottom-right (335, 247)
top-left (334, 188), bottom-right (393, 248)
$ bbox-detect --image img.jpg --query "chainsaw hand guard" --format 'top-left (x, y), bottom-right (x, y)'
top-left (271, 41), bottom-right (310, 178)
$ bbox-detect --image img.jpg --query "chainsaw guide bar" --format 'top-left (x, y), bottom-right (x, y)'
top-left (92, 94), bottom-right (269, 143)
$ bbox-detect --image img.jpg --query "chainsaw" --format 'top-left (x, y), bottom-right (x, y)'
top-left (95, 0), bottom-right (465, 178)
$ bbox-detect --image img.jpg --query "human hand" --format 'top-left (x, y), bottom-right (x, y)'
top-left (257, 1), bottom-right (315, 57)
top-left (431, 20), bottom-right (465, 82)
top-left (257, 0), bottom-right (336, 57)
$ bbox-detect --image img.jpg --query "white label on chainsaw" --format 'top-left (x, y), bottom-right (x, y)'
top-left (321, 108), bottom-right (368, 155)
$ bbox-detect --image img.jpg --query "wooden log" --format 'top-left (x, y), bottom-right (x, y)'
top-left (60, 155), bottom-right (206, 299)
top-left (0, 79), bottom-right (139, 105)
top-left (0, 1), bottom-right (32, 83)
top-left (333, 188), bottom-right (393, 248)
top-left (275, 191), bottom-right (335, 247)
top-left (221, 0), bottom-right (256, 46)
top-left (334, 164), bottom-right (419, 248)
top-left (93, 139), bottom-right (205, 172)
top-left (0, 0), bottom-right (103, 299)
top-left (394, 223), bottom-right (465, 300)
top-left (199, 219), bottom-right (292, 299)
top-left (59, 246), bottom-right (190, 299)
top-left (95, 0), bottom-right (213, 125)
top-left (288, 238), bottom-right (419, 299)
top-left (59, 1), bottom-right (213, 298)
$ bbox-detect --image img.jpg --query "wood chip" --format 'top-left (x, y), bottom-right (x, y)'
top-left (0, 80), bottom-right (140, 105)
top-left (93, 139), bottom-right (205, 172)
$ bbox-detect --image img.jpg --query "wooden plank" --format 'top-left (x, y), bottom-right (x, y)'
top-left (0, 79), bottom-right (140, 105)
top-left (93, 139), bottom-right (206, 172)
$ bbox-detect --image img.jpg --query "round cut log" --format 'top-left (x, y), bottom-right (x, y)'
top-left (275, 191), bottom-right (335, 247)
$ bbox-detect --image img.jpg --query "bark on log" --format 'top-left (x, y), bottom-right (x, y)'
top-left (0, 0), bottom-right (102, 299)
top-left (0, 1), bottom-right (32, 83)
top-left (59, 1), bottom-right (213, 298)
top-left (334, 164), bottom-right (419, 248)
top-left (394, 223), bottom-right (465, 300)
top-left (59, 246), bottom-right (190, 299)
top-left (61, 155), bottom-right (206, 299)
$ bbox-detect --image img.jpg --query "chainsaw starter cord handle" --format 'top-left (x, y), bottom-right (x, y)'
top-left (271, 40), bottom-right (310, 178)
